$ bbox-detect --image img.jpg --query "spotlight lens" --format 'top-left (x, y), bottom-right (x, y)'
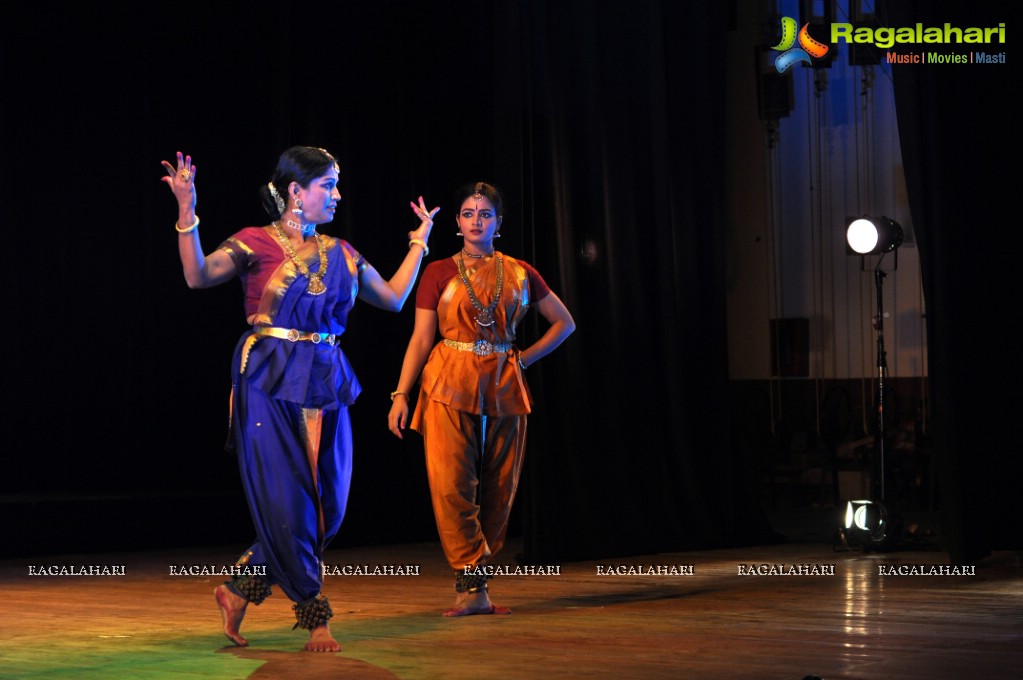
top-left (853, 504), bottom-right (872, 531)
top-left (847, 218), bottom-right (879, 254)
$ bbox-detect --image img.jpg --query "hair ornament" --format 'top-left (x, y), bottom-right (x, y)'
top-left (268, 182), bottom-right (286, 214)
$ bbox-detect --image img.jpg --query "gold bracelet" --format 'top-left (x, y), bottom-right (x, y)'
top-left (390, 390), bottom-right (409, 401)
top-left (175, 216), bottom-right (200, 233)
top-left (409, 239), bottom-right (429, 256)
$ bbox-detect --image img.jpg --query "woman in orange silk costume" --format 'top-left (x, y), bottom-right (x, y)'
top-left (162, 147), bottom-right (438, 651)
top-left (388, 182), bottom-right (575, 616)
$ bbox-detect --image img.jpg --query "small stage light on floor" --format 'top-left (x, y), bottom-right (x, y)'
top-left (839, 499), bottom-right (889, 549)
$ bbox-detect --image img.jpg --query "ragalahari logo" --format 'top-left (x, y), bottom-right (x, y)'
top-left (772, 16), bottom-right (830, 72)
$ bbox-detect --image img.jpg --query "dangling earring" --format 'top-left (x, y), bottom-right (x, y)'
top-left (494, 231), bottom-right (501, 238)
top-left (293, 198), bottom-right (304, 217)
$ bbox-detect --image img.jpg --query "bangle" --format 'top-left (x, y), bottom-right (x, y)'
top-left (175, 216), bottom-right (199, 233)
top-left (518, 356), bottom-right (528, 370)
top-left (409, 239), bottom-right (429, 256)
top-left (390, 390), bottom-right (409, 401)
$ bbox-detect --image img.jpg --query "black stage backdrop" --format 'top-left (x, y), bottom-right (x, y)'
top-left (886, 0), bottom-right (1022, 564)
top-left (2, 1), bottom-right (769, 561)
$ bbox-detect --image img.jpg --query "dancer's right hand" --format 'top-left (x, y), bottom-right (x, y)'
top-left (388, 396), bottom-right (409, 439)
top-left (160, 151), bottom-right (197, 209)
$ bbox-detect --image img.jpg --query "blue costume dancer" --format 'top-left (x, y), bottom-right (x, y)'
top-left (161, 147), bottom-right (438, 652)
top-left (221, 227), bottom-right (363, 624)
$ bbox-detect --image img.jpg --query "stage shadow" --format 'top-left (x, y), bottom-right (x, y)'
top-left (218, 646), bottom-right (399, 679)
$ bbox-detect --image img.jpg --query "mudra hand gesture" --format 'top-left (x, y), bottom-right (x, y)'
top-left (408, 195), bottom-right (439, 246)
top-left (160, 151), bottom-right (197, 209)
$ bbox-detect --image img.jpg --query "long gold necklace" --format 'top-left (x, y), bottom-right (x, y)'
top-left (271, 222), bottom-right (328, 295)
top-left (456, 252), bottom-right (503, 327)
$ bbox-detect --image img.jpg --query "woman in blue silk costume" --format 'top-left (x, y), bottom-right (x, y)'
top-left (161, 147), bottom-right (437, 652)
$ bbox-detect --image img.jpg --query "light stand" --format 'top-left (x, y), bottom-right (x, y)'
top-left (873, 264), bottom-right (889, 505)
top-left (839, 217), bottom-right (904, 551)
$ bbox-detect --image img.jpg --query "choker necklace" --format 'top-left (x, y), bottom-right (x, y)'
top-left (284, 219), bottom-right (317, 238)
top-left (461, 248), bottom-right (492, 259)
top-left (272, 222), bottom-right (328, 295)
top-left (457, 252), bottom-right (503, 327)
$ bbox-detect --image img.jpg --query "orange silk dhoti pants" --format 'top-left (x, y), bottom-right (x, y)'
top-left (417, 397), bottom-right (526, 570)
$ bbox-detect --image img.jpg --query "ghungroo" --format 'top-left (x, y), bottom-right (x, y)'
top-left (228, 574), bottom-right (272, 605)
top-left (293, 594), bottom-right (334, 630)
top-left (455, 570), bottom-right (490, 593)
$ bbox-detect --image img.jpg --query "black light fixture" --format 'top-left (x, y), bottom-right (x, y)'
top-left (846, 216), bottom-right (903, 255)
top-left (839, 216), bottom-right (905, 551)
top-left (840, 499), bottom-right (891, 549)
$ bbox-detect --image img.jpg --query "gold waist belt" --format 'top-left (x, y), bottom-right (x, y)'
top-left (253, 326), bottom-right (339, 346)
top-left (442, 338), bottom-right (513, 357)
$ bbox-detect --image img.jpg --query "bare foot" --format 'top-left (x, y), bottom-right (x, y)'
top-left (304, 624), bottom-right (341, 652)
top-left (215, 585), bottom-right (249, 646)
top-left (443, 590), bottom-right (513, 617)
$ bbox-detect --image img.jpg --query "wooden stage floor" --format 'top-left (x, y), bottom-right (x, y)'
top-left (2, 536), bottom-right (1021, 679)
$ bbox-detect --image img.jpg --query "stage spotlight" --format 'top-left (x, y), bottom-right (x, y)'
top-left (839, 215), bottom-right (905, 553)
top-left (846, 216), bottom-right (903, 255)
top-left (840, 499), bottom-right (900, 551)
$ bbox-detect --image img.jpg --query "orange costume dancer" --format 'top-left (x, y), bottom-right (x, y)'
top-left (388, 182), bottom-right (575, 617)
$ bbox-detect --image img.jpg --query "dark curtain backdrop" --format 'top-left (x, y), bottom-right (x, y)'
top-left (1, 1), bottom-right (772, 560)
top-left (885, 0), bottom-right (1021, 564)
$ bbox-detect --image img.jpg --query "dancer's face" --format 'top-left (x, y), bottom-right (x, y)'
top-left (457, 195), bottom-right (501, 249)
top-left (292, 166), bottom-right (341, 224)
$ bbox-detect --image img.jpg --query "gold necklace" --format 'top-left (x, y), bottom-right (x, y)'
top-left (271, 222), bottom-right (328, 295)
top-left (456, 252), bottom-right (503, 326)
